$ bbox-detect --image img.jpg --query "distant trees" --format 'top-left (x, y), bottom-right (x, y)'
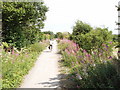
top-left (2, 2), bottom-right (48, 49)
top-left (42, 31), bottom-right (54, 40)
top-left (55, 32), bottom-right (70, 39)
top-left (62, 32), bottom-right (70, 39)
top-left (55, 32), bottom-right (63, 39)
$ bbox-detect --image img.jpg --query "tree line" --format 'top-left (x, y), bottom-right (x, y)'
top-left (1, 1), bottom-right (119, 51)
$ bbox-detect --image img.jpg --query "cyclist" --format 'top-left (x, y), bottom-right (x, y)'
top-left (49, 39), bottom-right (53, 51)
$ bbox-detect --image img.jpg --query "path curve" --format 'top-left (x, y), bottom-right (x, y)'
top-left (20, 40), bottom-right (61, 88)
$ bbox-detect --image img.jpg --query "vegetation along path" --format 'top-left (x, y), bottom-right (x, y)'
top-left (20, 40), bottom-right (61, 88)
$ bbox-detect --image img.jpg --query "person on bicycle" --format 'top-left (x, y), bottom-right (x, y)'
top-left (49, 39), bottom-right (53, 51)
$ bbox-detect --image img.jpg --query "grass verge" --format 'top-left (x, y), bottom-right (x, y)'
top-left (1, 41), bottom-right (48, 88)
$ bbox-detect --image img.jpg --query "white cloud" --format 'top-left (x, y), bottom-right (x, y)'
top-left (42, 0), bottom-right (119, 34)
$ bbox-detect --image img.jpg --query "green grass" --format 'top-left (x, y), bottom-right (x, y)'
top-left (2, 42), bottom-right (47, 88)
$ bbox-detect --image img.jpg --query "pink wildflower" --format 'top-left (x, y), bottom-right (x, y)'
top-left (106, 45), bottom-right (108, 48)
top-left (99, 53), bottom-right (102, 56)
top-left (108, 56), bottom-right (112, 59)
top-left (83, 50), bottom-right (87, 53)
top-left (65, 49), bottom-right (70, 54)
top-left (76, 61), bottom-right (79, 64)
top-left (80, 60), bottom-right (84, 63)
top-left (109, 41), bottom-right (112, 44)
top-left (102, 44), bottom-right (106, 46)
top-left (78, 56), bottom-right (82, 58)
top-left (12, 49), bottom-right (14, 55)
top-left (93, 51), bottom-right (96, 55)
top-left (86, 54), bottom-right (91, 57)
top-left (15, 53), bottom-right (19, 56)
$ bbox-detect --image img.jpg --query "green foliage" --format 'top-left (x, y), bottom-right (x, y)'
top-left (2, 42), bottom-right (9, 48)
top-left (43, 34), bottom-right (50, 40)
top-left (43, 31), bottom-right (55, 39)
top-left (113, 34), bottom-right (120, 48)
top-left (2, 2), bottom-right (48, 49)
top-left (62, 52), bottom-right (77, 67)
top-left (72, 20), bottom-right (114, 52)
top-left (2, 42), bottom-right (47, 88)
top-left (58, 39), bottom-right (120, 88)
top-left (71, 61), bottom-right (120, 88)
top-left (62, 32), bottom-right (70, 39)
top-left (72, 20), bottom-right (92, 35)
top-left (113, 34), bottom-right (119, 42)
top-left (55, 32), bottom-right (63, 39)
top-left (55, 32), bottom-right (70, 39)
top-left (80, 28), bottom-right (113, 52)
top-left (68, 19), bottom-right (119, 88)
top-left (28, 42), bottom-right (47, 53)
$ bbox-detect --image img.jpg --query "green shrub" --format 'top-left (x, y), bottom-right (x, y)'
top-left (62, 51), bottom-right (77, 67)
top-left (58, 39), bottom-right (120, 88)
top-left (74, 61), bottom-right (120, 88)
top-left (72, 20), bottom-right (114, 53)
top-left (28, 42), bottom-right (46, 53)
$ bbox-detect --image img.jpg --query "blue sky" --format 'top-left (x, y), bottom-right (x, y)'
top-left (42, 0), bottom-right (119, 34)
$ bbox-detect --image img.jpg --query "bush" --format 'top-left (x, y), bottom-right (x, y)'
top-left (28, 42), bottom-right (46, 53)
top-left (58, 39), bottom-right (120, 88)
top-left (2, 42), bottom-right (47, 88)
top-left (72, 20), bottom-right (114, 53)
top-left (74, 61), bottom-right (120, 88)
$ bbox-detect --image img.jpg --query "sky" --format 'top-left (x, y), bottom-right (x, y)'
top-left (42, 0), bottom-right (119, 34)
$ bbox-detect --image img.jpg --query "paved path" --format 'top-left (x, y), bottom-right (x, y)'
top-left (20, 40), bottom-right (61, 88)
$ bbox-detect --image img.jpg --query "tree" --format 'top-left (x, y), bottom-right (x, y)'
top-left (72, 20), bottom-right (92, 36)
top-left (55, 32), bottom-right (63, 39)
top-left (71, 20), bottom-right (113, 52)
top-left (43, 31), bottom-right (54, 39)
top-left (79, 28), bottom-right (113, 52)
top-left (2, 2), bottom-right (48, 49)
top-left (71, 20), bottom-right (92, 48)
top-left (62, 32), bottom-right (70, 39)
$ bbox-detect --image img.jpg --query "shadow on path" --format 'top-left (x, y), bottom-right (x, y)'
top-left (37, 76), bottom-right (60, 88)
top-left (37, 73), bottom-right (76, 89)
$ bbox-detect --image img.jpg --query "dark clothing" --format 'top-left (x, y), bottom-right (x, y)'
top-left (49, 44), bottom-right (52, 50)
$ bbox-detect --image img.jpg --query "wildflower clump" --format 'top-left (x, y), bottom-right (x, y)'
top-left (2, 41), bottom-right (48, 88)
top-left (58, 39), bottom-right (120, 88)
